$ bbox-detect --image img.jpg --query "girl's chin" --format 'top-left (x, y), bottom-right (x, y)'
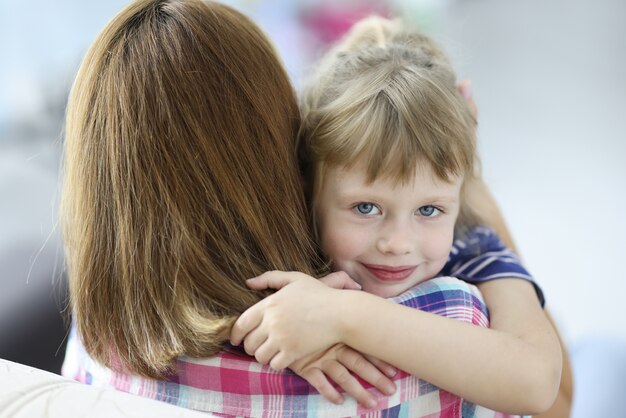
top-left (363, 276), bottom-right (432, 298)
top-left (363, 282), bottom-right (412, 299)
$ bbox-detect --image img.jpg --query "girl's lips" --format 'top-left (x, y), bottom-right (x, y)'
top-left (363, 264), bottom-right (417, 282)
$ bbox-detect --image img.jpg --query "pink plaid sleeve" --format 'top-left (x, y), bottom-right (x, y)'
top-left (62, 277), bottom-right (520, 418)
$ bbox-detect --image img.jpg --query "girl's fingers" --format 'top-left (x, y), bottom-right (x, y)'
top-left (319, 271), bottom-right (361, 290)
top-left (337, 349), bottom-right (396, 396)
top-left (254, 340), bottom-right (279, 366)
top-left (230, 301), bottom-right (265, 346)
top-left (241, 328), bottom-right (268, 357)
top-left (268, 351), bottom-right (294, 371)
top-left (300, 368), bottom-right (344, 405)
top-left (457, 79), bottom-right (478, 120)
top-left (458, 79), bottom-right (472, 99)
top-left (363, 354), bottom-right (397, 378)
top-left (324, 361), bottom-right (378, 409)
top-left (245, 270), bottom-right (302, 291)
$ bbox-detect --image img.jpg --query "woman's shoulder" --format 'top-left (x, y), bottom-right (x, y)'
top-left (63, 323), bottom-right (505, 417)
top-left (390, 276), bottom-right (489, 327)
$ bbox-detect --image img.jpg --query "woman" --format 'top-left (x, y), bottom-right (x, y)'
top-left (62, 0), bottom-right (395, 412)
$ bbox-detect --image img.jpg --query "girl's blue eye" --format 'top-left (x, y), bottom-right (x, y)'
top-left (354, 202), bottom-right (379, 215)
top-left (418, 205), bottom-right (440, 217)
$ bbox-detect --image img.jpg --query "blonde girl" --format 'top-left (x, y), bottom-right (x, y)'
top-left (231, 16), bottom-right (567, 416)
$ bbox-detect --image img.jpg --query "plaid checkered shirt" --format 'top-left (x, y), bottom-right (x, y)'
top-left (63, 227), bottom-right (536, 417)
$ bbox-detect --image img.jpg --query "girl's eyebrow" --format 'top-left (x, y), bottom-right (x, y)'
top-left (331, 187), bottom-right (381, 204)
top-left (335, 191), bottom-right (376, 203)
top-left (334, 190), bottom-right (460, 206)
top-left (422, 195), bottom-right (459, 204)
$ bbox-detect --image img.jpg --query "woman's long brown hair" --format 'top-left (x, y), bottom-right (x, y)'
top-left (62, 0), bottom-right (320, 378)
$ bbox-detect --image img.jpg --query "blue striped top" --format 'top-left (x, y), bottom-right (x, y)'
top-left (440, 226), bottom-right (544, 307)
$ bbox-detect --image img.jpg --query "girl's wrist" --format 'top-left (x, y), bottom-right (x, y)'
top-left (333, 290), bottom-right (377, 346)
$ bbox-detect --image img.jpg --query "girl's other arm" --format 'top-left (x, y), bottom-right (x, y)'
top-left (460, 81), bottom-right (572, 416)
top-left (466, 177), bottom-right (573, 417)
top-left (538, 311), bottom-right (573, 418)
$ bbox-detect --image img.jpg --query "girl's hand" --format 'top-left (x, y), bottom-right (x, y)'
top-left (290, 343), bottom-right (397, 409)
top-left (457, 79), bottom-right (478, 120)
top-left (318, 271), bottom-right (362, 290)
top-left (229, 271), bottom-right (358, 370)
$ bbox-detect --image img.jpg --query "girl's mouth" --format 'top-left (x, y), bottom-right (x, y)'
top-left (362, 264), bottom-right (417, 282)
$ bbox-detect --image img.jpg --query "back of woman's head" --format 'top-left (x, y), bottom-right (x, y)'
top-left (62, 0), bottom-right (319, 378)
top-left (300, 16), bottom-right (480, 230)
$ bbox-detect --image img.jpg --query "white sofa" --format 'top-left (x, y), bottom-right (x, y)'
top-left (0, 359), bottom-right (214, 418)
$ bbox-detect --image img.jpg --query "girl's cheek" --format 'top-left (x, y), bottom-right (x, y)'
top-left (423, 227), bottom-right (455, 261)
top-left (319, 225), bottom-right (343, 259)
top-left (321, 224), bottom-right (363, 260)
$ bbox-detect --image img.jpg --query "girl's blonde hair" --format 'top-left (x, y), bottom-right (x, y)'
top-left (299, 16), bottom-right (481, 230)
top-left (62, 0), bottom-right (320, 378)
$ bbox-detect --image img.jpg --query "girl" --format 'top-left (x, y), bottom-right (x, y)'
top-left (230, 16), bottom-right (563, 416)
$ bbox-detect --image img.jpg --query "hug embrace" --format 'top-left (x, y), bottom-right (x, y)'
top-left (61, 1), bottom-right (571, 417)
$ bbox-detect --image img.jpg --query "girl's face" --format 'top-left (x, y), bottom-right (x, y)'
top-left (315, 161), bottom-right (462, 298)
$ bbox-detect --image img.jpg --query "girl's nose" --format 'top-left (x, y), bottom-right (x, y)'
top-left (376, 223), bottom-right (415, 255)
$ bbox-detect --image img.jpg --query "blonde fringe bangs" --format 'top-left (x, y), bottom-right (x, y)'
top-left (300, 15), bottom-right (481, 231)
top-left (304, 63), bottom-right (476, 195)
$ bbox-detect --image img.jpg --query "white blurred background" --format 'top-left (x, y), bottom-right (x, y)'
top-left (1, 0), bottom-right (624, 390)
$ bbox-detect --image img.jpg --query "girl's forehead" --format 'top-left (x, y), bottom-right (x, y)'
top-left (324, 159), bottom-right (463, 192)
top-left (330, 158), bottom-right (460, 184)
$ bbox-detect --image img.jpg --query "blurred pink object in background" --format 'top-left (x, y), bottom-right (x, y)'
top-left (299, 0), bottom-right (393, 48)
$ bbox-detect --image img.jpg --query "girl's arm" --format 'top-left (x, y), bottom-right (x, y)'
top-left (466, 177), bottom-right (573, 417)
top-left (461, 81), bottom-right (572, 416)
top-left (537, 311), bottom-right (573, 418)
top-left (232, 272), bottom-right (561, 415)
